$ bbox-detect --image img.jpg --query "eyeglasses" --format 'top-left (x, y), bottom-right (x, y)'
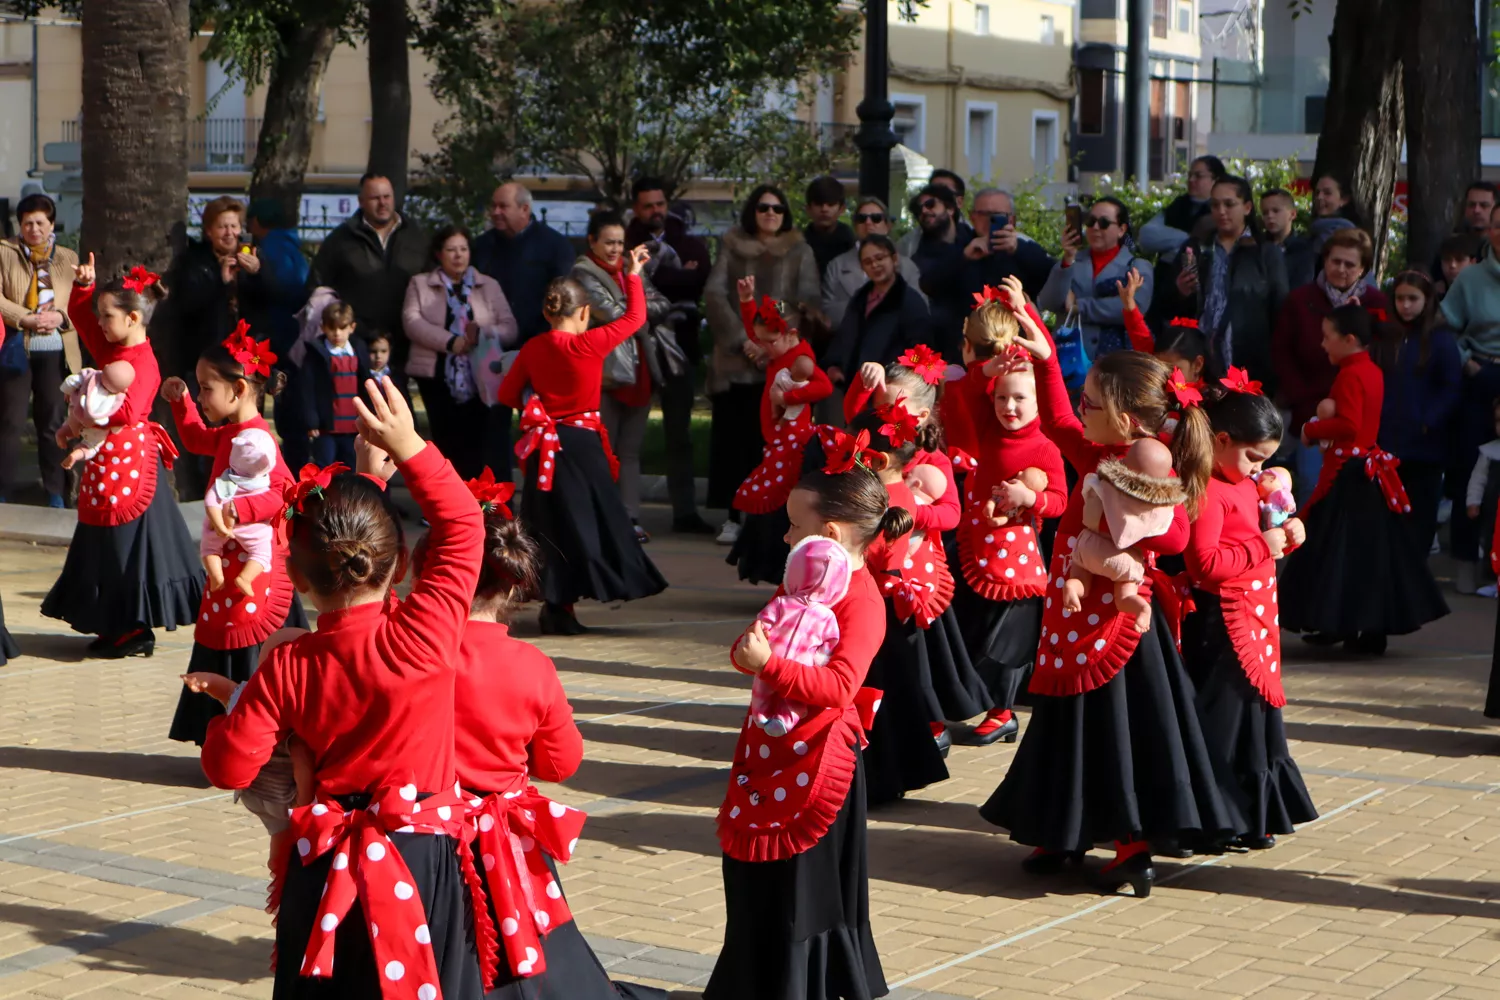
top-left (756, 203), bottom-right (787, 216)
top-left (1077, 391), bottom-right (1104, 417)
top-left (853, 212), bottom-right (887, 224)
top-left (1084, 217), bottom-right (1118, 229)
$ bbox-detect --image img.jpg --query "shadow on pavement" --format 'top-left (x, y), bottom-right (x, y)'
top-left (0, 746), bottom-right (210, 788)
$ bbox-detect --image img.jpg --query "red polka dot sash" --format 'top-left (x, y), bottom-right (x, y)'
top-left (866, 531), bottom-right (954, 628)
top-left (1362, 448), bottom-right (1412, 515)
top-left (468, 786), bottom-right (585, 982)
top-left (77, 421), bottom-right (177, 527)
top-left (287, 784), bottom-right (492, 1000)
top-left (733, 412), bottom-right (816, 515)
top-left (514, 398), bottom-right (616, 491)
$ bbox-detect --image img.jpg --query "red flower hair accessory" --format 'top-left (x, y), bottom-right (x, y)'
top-left (896, 345), bottom-right (945, 385)
top-left (755, 296), bottom-right (789, 335)
top-left (819, 426), bottom-right (872, 476)
top-left (876, 400), bottom-right (920, 448)
top-left (122, 265), bottom-right (160, 294)
top-left (1166, 368), bottom-right (1203, 409)
top-left (225, 319), bottom-right (277, 378)
top-left (222, 319), bottom-right (254, 357)
top-left (1169, 316), bottom-right (1199, 330)
top-left (280, 462), bottom-right (349, 539)
top-left (1220, 366), bottom-right (1264, 396)
top-left (970, 284), bottom-right (1005, 309)
top-left (1368, 307), bottom-right (1389, 323)
top-left (466, 467), bottom-right (515, 519)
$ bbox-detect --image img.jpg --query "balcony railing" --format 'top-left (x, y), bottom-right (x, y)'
top-left (59, 117), bottom-right (264, 172)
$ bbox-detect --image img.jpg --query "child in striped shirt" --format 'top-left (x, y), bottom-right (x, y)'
top-left (300, 301), bottom-right (371, 467)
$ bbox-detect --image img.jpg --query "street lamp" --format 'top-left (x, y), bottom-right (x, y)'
top-left (855, 0), bottom-right (898, 203)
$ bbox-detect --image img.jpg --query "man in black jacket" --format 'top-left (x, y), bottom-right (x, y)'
top-left (472, 181), bottom-right (578, 344)
top-left (802, 175), bottom-right (856, 277)
top-left (907, 183), bottom-right (975, 360)
top-left (307, 174), bottom-right (427, 382)
top-left (626, 177), bottom-right (715, 535)
top-left (959, 188), bottom-right (1057, 305)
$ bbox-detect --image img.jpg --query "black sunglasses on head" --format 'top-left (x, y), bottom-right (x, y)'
top-left (756, 203), bottom-right (787, 215)
top-left (853, 212), bottom-right (886, 224)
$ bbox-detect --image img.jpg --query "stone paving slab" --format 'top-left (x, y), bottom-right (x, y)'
top-left (0, 522), bottom-right (1497, 998)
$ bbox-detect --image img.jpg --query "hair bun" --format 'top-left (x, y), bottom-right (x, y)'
top-left (329, 537), bottom-right (375, 587)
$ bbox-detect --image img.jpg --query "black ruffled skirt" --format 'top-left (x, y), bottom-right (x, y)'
top-left (706, 751), bottom-right (886, 1000)
top-left (911, 605), bottom-right (994, 722)
top-left (726, 509), bottom-right (790, 586)
top-left (481, 853), bottom-right (666, 1000)
top-left (862, 605), bottom-right (950, 807)
top-left (1181, 591), bottom-right (1318, 839)
top-left (169, 597), bottom-right (310, 746)
top-left (523, 424), bottom-right (667, 606)
top-left (1486, 598), bottom-right (1500, 720)
top-left (0, 594), bottom-right (18, 666)
top-left (950, 581), bottom-right (1041, 713)
top-left (274, 827), bottom-right (482, 1000)
top-left (1280, 460), bottom-right (1448, 637)
top-left (41, 459), bottom-right (202, 637)
top-left (979, 601), bottom-right (1241, 852)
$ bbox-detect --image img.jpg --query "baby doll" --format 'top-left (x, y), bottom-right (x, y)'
top-left (1308, 398), bottom-right (1336, 451)
top-left (771, 354), bottom-right (818, 423)
top-left (984, 467), bottom-right (1050, 524)
top-left (1065, 437), bottom-right (1186, 632)
top-left (747, 536), bottom-right (852, 737)
top-left (57, 361), bottom-right (136, 469)
top-left (201, 428), bottom-right (277, 596)
top-left (905, 463), bottom-right (948, 507)
top-left (1256, 467), bottom-right (1297, 529)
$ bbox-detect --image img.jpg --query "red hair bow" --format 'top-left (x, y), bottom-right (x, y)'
top-left (280, 462), bottom-right (349, 540)
top-left (876, 400), bottom-right (920, 448)
top-left (225, 319), bottom-right (277, 378)
top-left (970, 284), bottom-right (1005, 309)
top-left (1169, 316), bottom-right (1199, 330)
top-left (896, 344), bottom-right (945, 385)
top-left (122, 265), bottom-right (160, 294)
top-left (1368, 307), bottom-right (1389, 323)
top-left (819, 426), bottom-right (872, 476)
top-left (1220, 366), bottom-right (1263, 396)
top-left (755, 296), bottom-right (789, 335)
top-left (1166, 368), bottom-right (1203, 409)
top-left (466, 467), bottom-right (515, 519)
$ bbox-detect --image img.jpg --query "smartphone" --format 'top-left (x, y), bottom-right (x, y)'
top-left (238, 244), bottom-right (252, 255)
top-left (1064, 202), bottom-right (1083, 244)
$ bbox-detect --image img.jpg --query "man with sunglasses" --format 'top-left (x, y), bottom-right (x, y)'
top-left (802, 175), bottom-right (856, 277)
top-left (906, 183), bottom-right (977, 360)
top-left (821, 195), bottom-right (924, 328)
top-left (958, 187), bottom-right (1057, 309)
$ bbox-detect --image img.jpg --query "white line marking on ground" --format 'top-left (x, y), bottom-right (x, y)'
top-left (0, 791), bottom-right (234, 846)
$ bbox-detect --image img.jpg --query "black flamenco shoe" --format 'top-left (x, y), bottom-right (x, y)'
top-left (958, 712), bottom-right (1019, 747)
top-left (1231, 833), bottom-right (1277, 851)
top-left (94, 629), bottom-right (155, 660)
top-left (86, 634), bottom-right (114, 654)
top-left (1021, 849), bottom-right (1085, 876)
top-left (934, 727), bottom-right (953, 758)
top-left (1300, 632), bottom-right (1346, 647)
top-left (539, 606), bottom-right (589, 636)
top-left (1344, 632), bottom-right (1387, 657)
top-left (1090, 852), bottom-right (1154, 898)
top-left (1151, 836), bottom-right (1196, 859)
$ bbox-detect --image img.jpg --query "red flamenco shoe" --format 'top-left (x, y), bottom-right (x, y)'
top-left (1090, 840), bottom-right (1153, 898)
top-left (957, 708), bottom-right (1019, 746)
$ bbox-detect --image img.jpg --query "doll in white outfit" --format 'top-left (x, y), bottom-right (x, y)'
top-left (202, 427), bottom-right (278, 596)
top-left (57, 360), bottom-right (136, 469)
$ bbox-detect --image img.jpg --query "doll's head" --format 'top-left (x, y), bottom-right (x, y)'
top-left (1015, 467), bottom-right (1049, 496)
top-left (1122, 436), bottom-right (1175, 478)
top-left (99, 360), bottom-right (136, 396)
top-left (787, 354), bottom-right (816, 383)
top-left (904, 463), bottom-right (947, 506)
top-left (227, 428), bottom-right (278, 479)
top-left (1257, 467), bottom-right (1292, 499)
top-left (783, 535), bottom-right (852, 605)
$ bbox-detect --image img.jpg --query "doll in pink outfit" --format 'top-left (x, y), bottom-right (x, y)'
top-left (57, 361), bottom-right (136, 469)
top-left (747, 535), bottom-right (852, 737)
top-left (201, 427), bottom-right (278, 596)
top-left (1064, 436), bottom-right (1185, 631)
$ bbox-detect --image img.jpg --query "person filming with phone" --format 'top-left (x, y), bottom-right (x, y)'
top-left (959, 188), bottom-right (1056, 307)
top-left (1037, 196), bottom-right (1150, 359)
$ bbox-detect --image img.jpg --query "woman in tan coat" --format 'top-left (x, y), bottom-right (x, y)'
top-left (0, 194), bottom-right (79, 507)
top-left (704, 184), bottom-right (821, 545)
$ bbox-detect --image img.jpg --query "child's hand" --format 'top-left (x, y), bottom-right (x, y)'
top-left (75, 252), bottom-right (95, 288)
top-left (732, 621), bottom-right (772, 675)
top-left (1117, 267), bottom-right (1144, 312)
top-left (736, 275), bottom-right (756, 303)
top-left (307, 429), bottom-right (320, 439)
top-left (998, 477), bottom-right (1036, 511)
top-left (355, 435), bottom-right (398, 482)
top-left (860, 362), bottom-right (886, 390)
top-left (181, 672), bottom-right (237, 707)
top-left (160, 377), bottom-right (188, 403)
top-left (1262, 527), bottom-right (1288, 559)
top-left (983, 495), bottom-right (1008, 527)
top-left (627, 244), bottom-right (651, 276)
top-left (1468, 504), bottom-right (1481, 520)
top-left (1283, 517), bottom-right (1306, 549)
top-left (354, 376), bottom-right (424, 464)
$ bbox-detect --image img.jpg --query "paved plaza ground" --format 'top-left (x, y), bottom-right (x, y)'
top-left (0, 506), bottom-right (1496, 999)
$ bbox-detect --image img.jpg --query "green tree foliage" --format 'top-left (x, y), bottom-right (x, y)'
top-left (413, 0), bottom-right (862, 226)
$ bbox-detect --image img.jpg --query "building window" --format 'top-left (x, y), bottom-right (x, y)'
top-left (1032, 112), bottom-right (1059, 178)
top-left (1078, 68), bottom-right (1106, 136)
top-left (1040, 15), bottom-right (1055, 44)
top-left (1178, 1), bottom-right (1192, 33)
top-left (975, 4), bottom-right (990, 35)
top-left (891, 95), bottom-right (926, 153)
top-left (967, 104), bottom-right (997, 180)
top-left (1153, 0), bottom-right (1169, 37)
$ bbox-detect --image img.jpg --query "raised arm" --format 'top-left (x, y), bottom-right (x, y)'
top-left (169, 392), bottom-right (224, 458)
top-left (1016, 301), bottom-right (1099, 472)
top-left (68, 283), bottom-right (108, 363)
top-left (1125, 306), bottom-right (1154, 352)
top-left (576, 275), bottom-right (646, 357)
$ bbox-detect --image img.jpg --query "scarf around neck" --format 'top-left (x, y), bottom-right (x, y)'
top-left (1317, 269), bottom-right (1363, 310)
top-left (440, 267), bottom-right (477, 405)
top-left (24, 236), bottom-right (54, 312)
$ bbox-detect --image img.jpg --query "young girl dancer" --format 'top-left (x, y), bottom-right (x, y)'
top-left (201, 378), bottom-right (487, 999)
top-left (165, 327), bottom-right (307, 746)
top-left (951, 285), bottom-right (1068, 746)
top-left (727, 276), bottom-right (833, 585)
top-left (708, 458), bottom-right (906, 1000)
top-left (979, 294), bottom-right (1241, 897)
top-left (498, 244), bottom-right (666, 635)
top-left (41, 258), bottom-right (201, 657)
top-left (1181, 378), bottom-right (1318, 850)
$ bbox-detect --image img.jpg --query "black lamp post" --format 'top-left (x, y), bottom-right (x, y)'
top-left (854, 0), bottom-right (897, 203)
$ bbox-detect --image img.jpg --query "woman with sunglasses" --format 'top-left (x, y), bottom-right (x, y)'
top-left (705, 185), bottom-right (823, 549)
top-left (1037, 197), bottom-right (1151, 359)
top-left (822, 196), bottom-right (923, 329)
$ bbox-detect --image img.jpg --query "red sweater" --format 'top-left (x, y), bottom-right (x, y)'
top-left (839, 379), bottom-right (958, 534)
top-left (454, 621), bottom-right (583, 796)
top-left (170, 400), bottom-right (293, 526)
top-left (70, 284), bottom-right (160, 427)
top-left (200, 444), bottom-right (483, 794)
top-left (1185, 476), bottom-right (1274, 593)
top-left (751, 566), bottom-right (884, 709)
top-left (1304, 349), bottom-right (1383, 505)
top-left (497, 276), bottom-right (647, 417)
top-left (1273, 283), bottom-right (1389, 433)
top-left (954, 363), bottom-right (1068, 516)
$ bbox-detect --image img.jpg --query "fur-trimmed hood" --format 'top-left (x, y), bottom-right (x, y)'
top-left (1096, 458), bottom-right (1186, 507)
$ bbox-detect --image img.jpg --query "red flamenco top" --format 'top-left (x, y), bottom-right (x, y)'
top-left (1185, 475), bottom-right (1286, 708)
top-left (738, 300), bottom-right (832, 441)
top-left (1027, 321), bottom-right (1189, 697)
top-left (497, 276), bottom-right (647, 418)
top-left (732, 312), bottom-right (833, 514)
top-left (841, 379), bottom-right (960, 536)
top-left (1302, 349), bottom-right (1383, 509)
top-left (865, 479), bottom-right (955, 627)
top-left (201, 443), bottom-right (483, 796)
top-left (718, 566), bottom-right (885, 863)
top-left (170, 399), bottom-right (295, 650)
top-left (70, 283), bottom-right (172, 527)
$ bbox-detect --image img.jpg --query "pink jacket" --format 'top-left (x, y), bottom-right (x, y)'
top-left (401, 268), bottom-right (519, 379)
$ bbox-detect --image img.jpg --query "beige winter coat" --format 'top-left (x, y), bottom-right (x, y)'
top-left (704, 228), bottom-right (821, 395)
top-left (0, 239), bottom-right (80, 372)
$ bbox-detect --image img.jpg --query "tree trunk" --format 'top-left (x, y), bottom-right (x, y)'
top-left (1312, 0), bottom-right (1406, 277)
top-left (249, 17), bottom-right (341, 228)
top-left (366, 0), bottom-right (411, 208)
top-left (1402, 0), bottom-right (1481, 273)
top-left (80, 0), bottom-right (190, 278)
